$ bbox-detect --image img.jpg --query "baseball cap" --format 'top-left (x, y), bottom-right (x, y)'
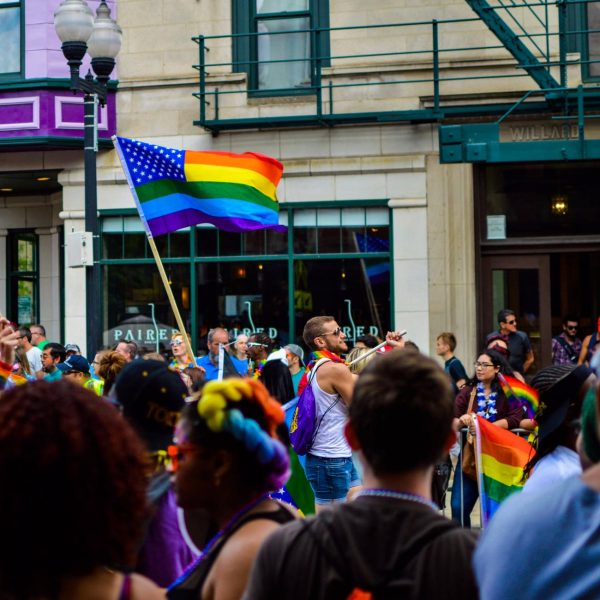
top-left (113, 359), bottom-right (188, 452)
top-left (65, 343), bottom-right (81, 354)
top-left (285, 344), bottom-right (305, 366)
top-left (57, 355), bottom-right (90, 375)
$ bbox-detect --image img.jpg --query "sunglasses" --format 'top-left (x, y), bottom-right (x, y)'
top-left (247, 342), bottom-right (268, 348)
top-left (319, 327), bottom-right (343, 337)
top-left (167, 443), bottom-right (197, 473)
top-left (505, 320), bottom-right (517, 325)
top-left (170, 339), bottom-right (184, 347)
top-left (566, 325), bottom-right (578, 331)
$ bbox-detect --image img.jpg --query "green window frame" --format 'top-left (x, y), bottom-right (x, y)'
top-left (232, 0), bottom-right (330, 96)
top-left (7, 230), bottom-right (39, 326)
top-left (0, 0), bottom-right (23, 79)
top-left (572, 0), bottom-right (600, 81)
top-left (99, 200), bottom-right (392, 350)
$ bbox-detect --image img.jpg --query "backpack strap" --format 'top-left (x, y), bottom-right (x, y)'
top-left (308, 358), bottom-right (335, 446)
top-left (554, 335), bottom-right (578, 363)
top-left (299, 515), bottom-right (456, 596)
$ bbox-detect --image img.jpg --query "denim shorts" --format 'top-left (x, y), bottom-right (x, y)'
top-left (305, 454), bottom-right (361, 504)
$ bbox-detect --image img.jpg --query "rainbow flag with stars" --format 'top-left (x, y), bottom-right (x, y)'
top-left (113, 137), bottom-right (285, 236)
top-left (475, 415), bottom-right (534, 526)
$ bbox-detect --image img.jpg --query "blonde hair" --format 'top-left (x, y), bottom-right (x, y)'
top-left (347, 346), bottom-right (376, 375)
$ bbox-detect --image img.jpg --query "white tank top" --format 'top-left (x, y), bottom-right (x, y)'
top-left (309, 362), bottom-right (352, 458)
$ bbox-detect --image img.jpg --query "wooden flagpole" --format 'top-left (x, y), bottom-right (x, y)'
top-left (146, 236), bottom-right (197, 367)
top-left (112, 136), bottom-right (198, 367)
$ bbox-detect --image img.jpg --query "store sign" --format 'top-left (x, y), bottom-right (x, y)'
top-left (230, 325), bottom-right (380, 342)
top-left (231, 327), bottom-right (279, 339)
top-left (104, 315), bottom-right (178, 348)
top-left (499, 120), bottom-right (600, 143)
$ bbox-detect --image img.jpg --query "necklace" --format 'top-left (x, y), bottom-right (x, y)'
top-left (167, 492), bottom-right (271, 590)
top-left (356, 488), bottom-right (438, 511)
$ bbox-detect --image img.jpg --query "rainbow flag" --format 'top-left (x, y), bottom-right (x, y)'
top-left (0, 363), bottom-right (28, 389)
top-left (113, 137), bottom-right (285, 236)
top-left (498, 373), bottom-right (539, 419)
top-left (475, 415), bottom-right (534, 526)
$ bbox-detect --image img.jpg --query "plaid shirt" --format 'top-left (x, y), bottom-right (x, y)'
top-left (551, 332), bottom-right (582, 365)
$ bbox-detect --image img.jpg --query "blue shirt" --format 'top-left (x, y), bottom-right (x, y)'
top-left (196, 354), bottom-right (219, 381)
top-left (230, 356), bottom-right (249, 377)
top-left (474, 476), bottom-right (600, 599)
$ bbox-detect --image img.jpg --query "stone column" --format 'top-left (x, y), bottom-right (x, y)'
top-left (58, 211), bottom-right (88, 353)
top-left (389, 197), bottom-right (430, 351)
top-left (34, 227), bottom-right (62, 343)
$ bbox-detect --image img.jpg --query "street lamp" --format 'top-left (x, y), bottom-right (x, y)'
top-left (54, 0), bottom-right (122, 358)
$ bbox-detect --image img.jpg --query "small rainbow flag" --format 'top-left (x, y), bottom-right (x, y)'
top-left (0, 362), bottom-right (27, 387)
top-left (475, 415), bottom-right (534, 526)
top-left (498, 373), bottom-right (539, 419)
top-left (113, 137), bottom-right (285, 236)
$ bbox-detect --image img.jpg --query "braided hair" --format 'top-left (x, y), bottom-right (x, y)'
top-left (183, 379), bottom-right (290, 491)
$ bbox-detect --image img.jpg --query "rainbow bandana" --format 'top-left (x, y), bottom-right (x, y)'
top-left (297, 349), bottom-right (345, 396)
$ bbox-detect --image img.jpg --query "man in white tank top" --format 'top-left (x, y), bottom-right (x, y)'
top-left (302, 316), bottom-right (359, 512)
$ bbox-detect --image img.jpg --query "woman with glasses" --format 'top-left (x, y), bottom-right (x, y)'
top-left (170, 332), bottom-right (198, 371)
top-left (167, 378), bottom-right (296, 599)
top-left (450, 349), bottom-right (522, 527)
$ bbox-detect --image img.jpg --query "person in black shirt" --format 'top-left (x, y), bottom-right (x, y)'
top-left (243, 349), bottom-right (478, 600)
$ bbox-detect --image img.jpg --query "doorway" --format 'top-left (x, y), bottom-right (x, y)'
top-left (481, 255), bottom-right (551, 374)
top-left (480, 251), bottom-right (600, 373)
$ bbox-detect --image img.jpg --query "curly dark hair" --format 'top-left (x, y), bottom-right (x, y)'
top-left (0, 380), bottom-right (149, 598)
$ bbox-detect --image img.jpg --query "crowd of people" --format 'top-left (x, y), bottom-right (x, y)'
top-left (1, 309), bottom-right (600, 598)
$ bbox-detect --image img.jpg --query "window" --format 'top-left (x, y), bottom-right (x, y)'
top-left (0, 0), bottom-right (21, 76)
top-left (7, 231), bottom-right (38, 326)
top-left (100, 203), bottom-right (391, 350)
top-left (232, 0), bottom-right (330, 95)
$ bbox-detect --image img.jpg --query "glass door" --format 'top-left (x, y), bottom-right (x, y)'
top-left (480, 255), bottom-right (551, 375)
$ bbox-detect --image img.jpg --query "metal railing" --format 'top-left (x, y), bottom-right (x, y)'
top-left (447, 427), bottom-right (534, 528)
top-left (192, 1), bottom-right (600, 132)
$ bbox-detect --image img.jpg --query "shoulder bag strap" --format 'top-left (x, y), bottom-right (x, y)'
top-left (466, 387), bottom-right (477, 414)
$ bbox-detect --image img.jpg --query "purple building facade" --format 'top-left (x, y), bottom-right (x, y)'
top-left (0, 0), bottom-right (117, 146)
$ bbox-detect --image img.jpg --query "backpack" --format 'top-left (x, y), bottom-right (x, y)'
top-left (289, 358), bottom-right (331, 456)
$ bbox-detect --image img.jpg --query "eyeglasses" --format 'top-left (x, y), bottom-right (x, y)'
top-left (167, 443), bottom-right (197, 473)
top-left (474, 361), bottom-right (495, 369)
top-left (170, 339), bottom-right (184, 347)
top-left (318, 327), bottom-right (343, 337)
top-left (247, 342), bottom-right (268, 348)
top-left (505, 320), bottom-right (517, 325)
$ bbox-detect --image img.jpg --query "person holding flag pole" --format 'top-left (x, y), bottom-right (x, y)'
top-left (112, 136), bottom-right (285, 370)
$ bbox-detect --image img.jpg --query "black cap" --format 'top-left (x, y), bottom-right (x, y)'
top-left (113, 360), bottom-right (188, 452)
top-left (535, 364), bottom-right (593, 443)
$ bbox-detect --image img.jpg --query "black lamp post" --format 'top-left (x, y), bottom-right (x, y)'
top-left (54, 0), bottom-right (122, 358)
